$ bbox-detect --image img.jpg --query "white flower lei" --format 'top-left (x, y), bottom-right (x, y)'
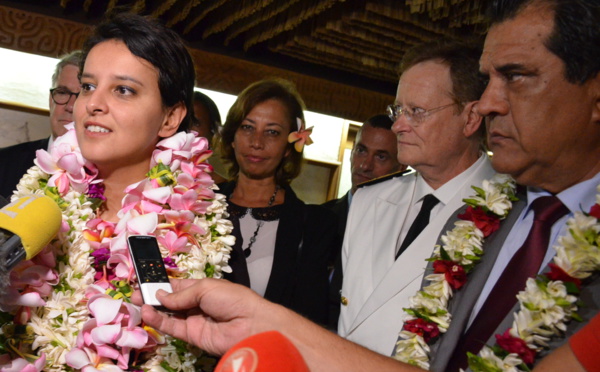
top-left (469, 187), bottom-right (600, 372)
top-left (394, 174), bottom-right (517, 369)
top-left (394, 175), bottom-right (600, 371)
top-left (0, 126), bottom-right (234, 371)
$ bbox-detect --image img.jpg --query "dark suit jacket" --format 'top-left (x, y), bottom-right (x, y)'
top-left (220, 181), bottom-right (336, 325)
top-left (322, 192), bottom-right (349, 330)
top-left (322, 192), bottom-right (350, 239)
top-left (418, 191), bottom-right (600, 371)
top-left (0, 138), bottom-right (49, 199)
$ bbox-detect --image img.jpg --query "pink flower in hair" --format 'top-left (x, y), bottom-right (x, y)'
top-left (287, 117), bottom-right (313, 152)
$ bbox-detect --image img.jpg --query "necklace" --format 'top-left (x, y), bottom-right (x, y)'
top-left (242, 185), bottom-right (281, 257)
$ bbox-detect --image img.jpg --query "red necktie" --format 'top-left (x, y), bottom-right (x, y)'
top-left (445, 196), bottom-right (569, 371)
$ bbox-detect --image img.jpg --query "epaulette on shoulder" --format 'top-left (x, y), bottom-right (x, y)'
top-left (357, 169), bottom-right (412, 189)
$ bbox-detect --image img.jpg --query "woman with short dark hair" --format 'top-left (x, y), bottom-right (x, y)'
top-left (2, 13), bottom-right (233, 371)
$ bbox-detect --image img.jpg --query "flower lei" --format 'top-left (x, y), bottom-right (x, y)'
top-left (393, 174), bottom-right (518, 369)
top-left (468, 188), bottom-right (600, 372)
top-left (0, 124), bottom-right (235, 372)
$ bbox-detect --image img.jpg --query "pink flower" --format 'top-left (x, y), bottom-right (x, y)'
top-left (169, 189), bottom-right (212, 214)
top-left (65, 346), bottom-right (124, 371)
top-left (0, 353), bottom-right (46, 372)
top-left (68, 294), bottom-right (150, 370)
top-left (160, 210), bottom-right (206, 239)
top-left (176, 168), bottom-right (214, 190)
top-left (34, 125), bottom-right (99, 195)
top-left (495, 329), bottom-right (536, 365)
top-left (402, 318), bottom-right (440, 342)
top-left (433, 260), bottom-right (467, 290)
top-left (287, 117), bottom-right (313, 152)
top-left (126, 213), bottom-right (158, 235)
top-left (106, 253), bottom-right (134, 282)
top-left (157, 230), bottom-right (190, 256)
top-left (152, 132), bottom-right (211, 171)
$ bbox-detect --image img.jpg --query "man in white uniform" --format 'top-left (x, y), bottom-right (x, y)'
top-left (338, 40), bottom-right (495, 354)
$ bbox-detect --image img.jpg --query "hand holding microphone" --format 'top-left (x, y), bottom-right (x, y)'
top-left (0, 194), bottom-right (62, 294)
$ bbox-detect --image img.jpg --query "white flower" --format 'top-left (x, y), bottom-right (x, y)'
top-left (480, 179), bottom-right (514, 216)
top-left (478, 346), bottom-right (523, 372)
top-left (394, 331), bottom-right (431, 370)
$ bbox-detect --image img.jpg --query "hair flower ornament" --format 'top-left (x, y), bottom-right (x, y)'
top-left (288, 117), bottom-right (313, 152)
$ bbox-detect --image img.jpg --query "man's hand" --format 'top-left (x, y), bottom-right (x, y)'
top-left (132, 278), bottom-right (267, 355)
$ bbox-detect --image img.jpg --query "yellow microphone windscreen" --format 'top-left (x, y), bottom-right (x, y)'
top-left (0, 195), bottom-right (62, 259)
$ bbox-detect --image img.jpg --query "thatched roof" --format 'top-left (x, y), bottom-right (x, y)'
top-left (0, 0), bottom-right (489, 121)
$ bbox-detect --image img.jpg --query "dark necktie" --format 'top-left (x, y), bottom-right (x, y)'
top-left (445, 196), bottom-right (569, 371)
top-left (396, 194), bottom-right (439, 259)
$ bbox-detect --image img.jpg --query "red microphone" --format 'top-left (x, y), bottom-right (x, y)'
top-left (215, 331), bottom-right (310, 372)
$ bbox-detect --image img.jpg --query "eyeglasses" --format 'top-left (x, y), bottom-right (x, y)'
top-left (387, 102), bottom-right (458, 126)
top-left (50, 88), bottom-right (80, 105)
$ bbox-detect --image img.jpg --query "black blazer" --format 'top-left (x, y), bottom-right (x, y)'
top-left (0, 138), bottom-right (49, 199)
top-left (321, 191), bottom-right (350, 239)
top-left (321, 192), bottom-right (349, 330)
top-left (219, 181), bottom-right (335, 325)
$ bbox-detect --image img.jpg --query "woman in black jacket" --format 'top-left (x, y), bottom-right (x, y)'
top-left (218, 78), bottom-right (336, 325)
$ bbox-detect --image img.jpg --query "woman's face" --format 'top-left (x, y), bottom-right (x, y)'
top-left (74, 39), bottom-right (184, 174)
top-left (232, 99), bottom-right (292, 181)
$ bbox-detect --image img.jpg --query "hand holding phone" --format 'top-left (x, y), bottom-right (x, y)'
top-left (127, 235), bottom-right (173, 308)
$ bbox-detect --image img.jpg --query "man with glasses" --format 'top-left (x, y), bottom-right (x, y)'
top-left (337, 39), bottom-right (496, 355)
top-left (0, 51), bottom-right (81, 198)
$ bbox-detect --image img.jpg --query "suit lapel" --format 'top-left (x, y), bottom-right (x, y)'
top-left (264, 186), bottom-right (303, 303)
top-left (339, 176), bottom-right (415, 334)
top-left (370, 189), bottom-right (414, 285)
top-left (350, 177), bottom-right (494, 332)
top-left (346, 158), bottom-right (496, 336)
top-left (428, 192), bottom-right (528, 371)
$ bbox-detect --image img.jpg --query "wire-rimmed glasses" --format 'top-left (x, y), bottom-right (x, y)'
top-left (50, 88), bottom-right (80, 105)
top-left (387, 102), bottom-right (457, 126)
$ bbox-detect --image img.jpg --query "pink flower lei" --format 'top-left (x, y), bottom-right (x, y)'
top-left (0, 124), bottom-right (235, 372)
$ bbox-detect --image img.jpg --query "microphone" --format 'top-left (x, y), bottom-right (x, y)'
top-left (0, 195), bottom-right (62, 290)
top-left (215, 331), bottom-right (309, 372)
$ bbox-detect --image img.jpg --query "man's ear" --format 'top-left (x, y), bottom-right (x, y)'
top-left (159, 102), bottom-right (187, 138)
top-left (462, 100), bottom-right (483, 138)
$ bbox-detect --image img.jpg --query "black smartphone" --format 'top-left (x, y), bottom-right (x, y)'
top-left (127, 235), bottom-right (173, 310)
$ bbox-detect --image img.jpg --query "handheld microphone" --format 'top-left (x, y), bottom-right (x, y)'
top-left (0, 195), bottom-right (62, 285)
top-left (215, 331), bottom-right (309, 372)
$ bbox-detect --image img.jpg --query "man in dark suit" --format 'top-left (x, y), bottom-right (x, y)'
top-left (0, 51), bottom-right (81, 198)
top-left (323, 114), bottom-right (405, 329)
top-left (323, 114), bottom-right (405, 240)
top-left (136, 1), bottom-right (600, 371)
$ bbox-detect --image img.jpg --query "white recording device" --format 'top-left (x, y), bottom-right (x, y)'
top-left (127, 235), bottom-right (173, 310)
